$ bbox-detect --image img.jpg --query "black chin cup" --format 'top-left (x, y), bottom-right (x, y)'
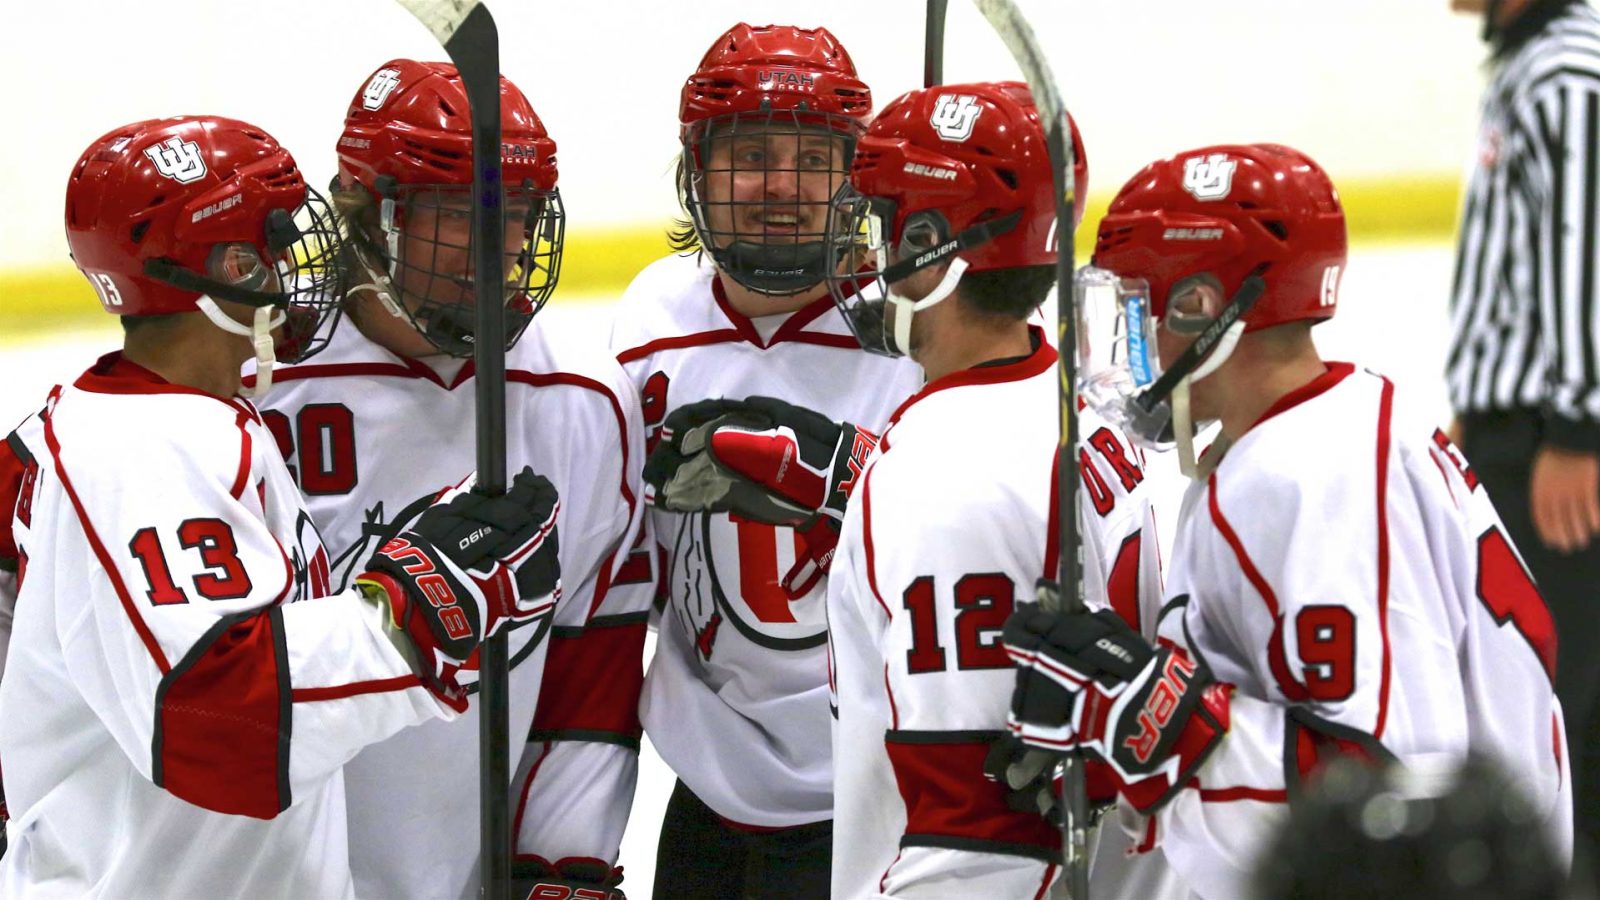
top-left (710, 240), bottom-right (831, 296)
top-left (413, 301), bottom-right (534, 359)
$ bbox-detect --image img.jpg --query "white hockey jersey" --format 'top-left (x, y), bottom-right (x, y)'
top-left (610, 253), bottom-right (924, 828)
top-left (1145, 362), bottom-right (1572, 899)
top-left (828, 332), bottom-right (1165, 898)
top-left (0, 354), bottom-right (448, 899)
top-left (255, 314), bottom-right (648, 898)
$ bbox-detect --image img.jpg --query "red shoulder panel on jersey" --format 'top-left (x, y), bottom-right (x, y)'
top-left (529, 613), bottom-right (648, 747)
top-left (153, 607), bottom-right (292, 819)
top-left (885, 730), bottom-right (1062, 863)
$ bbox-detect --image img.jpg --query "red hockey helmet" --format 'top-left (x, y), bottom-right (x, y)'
top-left (678, 24), bottom-right (873, 296)
top-left (824, 81), bottom-right (1087, 356)
top-left (64, 115), bottom-right (347, 358)
top-left (679, 23), bottom-right (872, 139)
top-left (335, 59), bottom-right (563, 356)
top-left (1092, 143), bottom-right (1345, 331)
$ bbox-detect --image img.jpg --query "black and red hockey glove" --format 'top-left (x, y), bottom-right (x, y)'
top-left (513, 855), bottom-right (625, 900)
top-left (999, 580), bottom-right (1231, 813)
top-left (643, 396), bottom-right (876, 594)
top-left (357, 467), bottom-right (561, 711)
top-left (643, 395), bottom-right (876, 527)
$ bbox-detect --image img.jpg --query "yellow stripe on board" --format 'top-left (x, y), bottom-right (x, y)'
top-left (0, 175), bottom-right (1463, 338)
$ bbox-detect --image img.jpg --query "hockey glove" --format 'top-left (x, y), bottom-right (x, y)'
top-left (357, 467), bottom-right (561, 710)
top-left (982, 738), bottom-right (1119, 826)
top-left (1002, 580), bottom-right (1230, 810)
top-left (643, 396), bottom-right (877, 528)
top-left (512, 856), bottom-right (625, 900)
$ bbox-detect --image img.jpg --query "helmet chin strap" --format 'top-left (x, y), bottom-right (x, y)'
top-left (889, 256), bottom-right (968, 357)
top-left (197, 297), bottom-right (284, 399)
top-left (347, 201), bottom-right (406, 319)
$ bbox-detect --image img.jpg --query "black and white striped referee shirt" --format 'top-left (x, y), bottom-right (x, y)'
top-left (1447, 0), bottom-right (1600, 450)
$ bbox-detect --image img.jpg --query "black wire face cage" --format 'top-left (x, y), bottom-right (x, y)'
top-left (823, 186), bottom-right (953, 357)
top-left (683, 110), bottom-right (859, 297)
top-left (144, 186), bottom-right (350, 364)
top-left (271, 188), bottom-right (348, 362)
top-left (379, 181), bottom-right (565, 357)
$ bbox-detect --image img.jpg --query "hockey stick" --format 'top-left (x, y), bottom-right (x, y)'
top-left (925, 0), bottom-right (949, 87)
top-left (971, 1), bottom-right (1089, 897)
top-left (389, 2), bottom-right (512, 898)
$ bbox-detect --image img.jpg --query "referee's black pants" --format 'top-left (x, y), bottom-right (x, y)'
top-left (1463, 411), bottom-right (1600, 884)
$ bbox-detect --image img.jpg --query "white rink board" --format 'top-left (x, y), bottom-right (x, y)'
top-left (0, 243), bottom-right (1457, 897)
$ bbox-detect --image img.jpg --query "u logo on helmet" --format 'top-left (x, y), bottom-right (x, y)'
top-left (362, 68), bottom-right (403, 110)
top-left (930, 94), bottom-right (982, 142)
top-left (143, 137), bottom-right (207, 185)
top-left (1182, 153), bottom-right (1237, 201)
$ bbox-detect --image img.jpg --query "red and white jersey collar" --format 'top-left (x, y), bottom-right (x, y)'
top-left (883, 325), bottom-right (1056, 435)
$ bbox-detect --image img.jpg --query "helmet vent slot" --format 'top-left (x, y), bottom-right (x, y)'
top-left (130, 221), bottom-right (150, 244)
top-left (995, 168), bottom-right (1018, 189)
top-left (1262, 220), bottom-right (1288, 240)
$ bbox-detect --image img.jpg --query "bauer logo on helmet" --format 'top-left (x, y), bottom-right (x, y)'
top-left (143, 137), bottom-right (206, 185)
top-left (930, 94), bottom-right (982, 142)
top-left (1181, 153), bottom-right (1237, 201)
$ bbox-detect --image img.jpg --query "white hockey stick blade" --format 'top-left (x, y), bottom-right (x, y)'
top-left (392, 0), bottom-right (481, 46)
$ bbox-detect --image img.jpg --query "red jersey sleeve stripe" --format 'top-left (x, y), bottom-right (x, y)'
top-left (616, 330), bottom-right (747, 365)
top-left (42, 391), bottom-right (170, 673)
top-left (290, 674), bottom-right (421, 703)
top-left (228, 410), bottom-right (253, 501)
top-left (529, 613), bottom-right (648, 746)
top-left (152, 607), bottom-right (292, 818)
top-left (1372, 376), bottom-right (1396, 739)
top-left (885, 730), bottom-right (1062, 862)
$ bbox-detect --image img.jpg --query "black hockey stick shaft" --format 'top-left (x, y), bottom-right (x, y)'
top-left (973, 1), bottom-right (1089, 896)
top-left (925, 0), bottom-right (948, 87)
top-left (389, 2), bottom-right (511, 897)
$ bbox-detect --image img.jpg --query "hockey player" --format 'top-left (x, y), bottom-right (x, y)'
top-left (644, 81), bottom-right (1178, 898)
top-left (254, 61), bottom-right (646, 899)
top-left (996, 144), bottom-right (1575, 899)
top-left (0, 115), bottom-right (560, 898)
top-left (607, 23), bottom-right (924, 896)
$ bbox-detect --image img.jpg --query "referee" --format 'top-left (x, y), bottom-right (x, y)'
top-left (1448, 0), bottom-right (1600, 880)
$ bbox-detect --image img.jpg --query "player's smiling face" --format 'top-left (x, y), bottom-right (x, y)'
top-left (699, 125), bottom-right (849, 249)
